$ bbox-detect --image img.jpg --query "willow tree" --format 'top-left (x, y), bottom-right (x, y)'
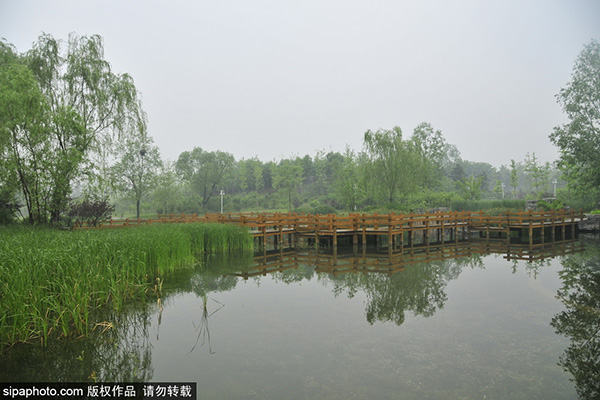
top-left (363, 127), bottom-right (425, 204)
top-left (0, 42), bottom-right (46, 222)
top-left (0, 40), bottom-right (51, 224)
top-left (550, 40), bottom-right (600, 205)
top-left (16, 33), bottom-right (146, 223)
top-left (411, 121), bottom-right (460, 187)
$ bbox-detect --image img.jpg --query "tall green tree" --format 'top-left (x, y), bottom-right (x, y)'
top-left (0, 34), bottom-right (146, 224)
top-left (313, 150), bottom-right (344, 197)
top-left (550, 40), bottom-right (600, 203)
top-left (237, 157), bottom-right (263, 193)
top-left (333, 147), bottom-right (361, 211)
top-left (152, 161), bottom-right (181, 215)
top-left (456, 175), bottom-right (484, 201)
top-left (510, 159), bottom-right (519, 198)
top-left (0, 40), bottom-right (49, 223)
top-left (111, 133), bottom-right (162, 218)
top-left (363, 127), bottom-right (424, 204)
top-left (272, 159), bottom-right (303, 212)
top-left (524, 152), bottom-right (550, 196)
top-left (27, 33), bottom-right (146, 222)
top-left (176, 147), bottom-right (235, 211)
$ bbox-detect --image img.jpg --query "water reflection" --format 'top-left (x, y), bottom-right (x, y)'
top-left (188, 295), bottom-right (224, 354)
top-left (551, 244), bottom-right (600, 399)
top-left (1, 237), bottom-right (596, 399)
top-left (234, 239), bottom-right (583, 326)
top-left (0, 302), bottom-right (155, 382)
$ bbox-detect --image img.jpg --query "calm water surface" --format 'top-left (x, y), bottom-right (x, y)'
top-left (2, 239), bottom-right (599, 399)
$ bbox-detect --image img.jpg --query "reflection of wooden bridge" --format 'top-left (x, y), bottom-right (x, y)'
top-left (83, 209), bottom-right (584, 249)
top-left (230, 239), bottom-right (585, 278)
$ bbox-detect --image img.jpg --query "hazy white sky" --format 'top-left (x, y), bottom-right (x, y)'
top-left (1, 0), bottom-right (599, 167)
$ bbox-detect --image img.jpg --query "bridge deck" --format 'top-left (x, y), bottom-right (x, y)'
top-left (75, 210), bottom-right (585, 248)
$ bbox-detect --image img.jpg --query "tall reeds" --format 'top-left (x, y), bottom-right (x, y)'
top-left (0, 223), bottom-right (252, 348)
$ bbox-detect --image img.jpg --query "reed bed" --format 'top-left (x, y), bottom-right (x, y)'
top-left (0, 223), bottom-right (253, 348)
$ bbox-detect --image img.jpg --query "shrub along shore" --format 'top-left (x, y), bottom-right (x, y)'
top-left (0, 223), bottom-right (253, 348)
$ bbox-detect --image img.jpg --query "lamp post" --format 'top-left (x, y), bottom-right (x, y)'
top-left (501, 182), bottom-right (505, 199)
top-left (220, 190), bottom-right (225, 214)
top-left (137, 148), bottom-right (146, 219)
top-left (552, 179), bottom-right (557, 197)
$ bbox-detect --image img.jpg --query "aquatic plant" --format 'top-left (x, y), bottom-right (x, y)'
top-left (0, 223), bottom-right (252, 348)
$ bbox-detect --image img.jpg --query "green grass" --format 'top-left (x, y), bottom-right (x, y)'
top-left (0, 223), bottom-right (253, 348)
top-left (450, 199), bottom-right (526, 212)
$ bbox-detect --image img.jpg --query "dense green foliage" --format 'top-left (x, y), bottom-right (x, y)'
top-left (550, 40), bottom-right (600, 208)
top-left (0, 224), bottom-right (252, 347)
top-left (1, 34), bottom-right (146, 225)
top-left (450, 199), bottom-right (526, 212)
top-left (115, 146), bottom-right (560, 217)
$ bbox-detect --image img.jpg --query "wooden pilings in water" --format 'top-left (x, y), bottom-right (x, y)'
top-left (246, 210), bottom-right (583, 252)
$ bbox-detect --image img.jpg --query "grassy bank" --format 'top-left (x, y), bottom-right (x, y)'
top-left (0, 223), bottom-right (253, 348)
top-left (450, 199), bottom-right (527, 212)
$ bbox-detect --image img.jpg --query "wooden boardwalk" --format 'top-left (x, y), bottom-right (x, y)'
top-left (77, 209), bottom-right (584, 249)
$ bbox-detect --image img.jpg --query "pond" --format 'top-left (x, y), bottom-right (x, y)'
top-left (1, 238), bottom-right (599, 399)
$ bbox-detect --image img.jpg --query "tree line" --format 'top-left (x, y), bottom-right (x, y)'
top-left (1, 34), bottom-right (599, 225)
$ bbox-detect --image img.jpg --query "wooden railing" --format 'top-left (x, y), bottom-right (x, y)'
top-left (73, 209), bottom-right (584, 234)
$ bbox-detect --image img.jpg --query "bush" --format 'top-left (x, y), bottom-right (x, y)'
top-left (68, 197), bottom-right (115, 227)
top-left (297, 199), bottom-right (338, 215)
top-left (0, 191), bottom-right (20, 225)
top-left (537, 198), bottom-right (565, 211)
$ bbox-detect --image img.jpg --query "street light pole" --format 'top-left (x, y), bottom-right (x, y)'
top-left (220, 190), bottom-right (225, 214)
top-left (552, 179), bottom-right (557, 197)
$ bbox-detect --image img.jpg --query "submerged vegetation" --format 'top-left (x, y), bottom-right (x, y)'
top-left (0, 223), bottom-right (253, 348)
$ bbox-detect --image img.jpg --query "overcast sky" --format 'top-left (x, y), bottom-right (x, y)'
top-left (2, 0), bottom-right (599, 167)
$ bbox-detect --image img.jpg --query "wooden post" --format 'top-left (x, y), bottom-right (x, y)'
top-left (352, 214), bottom-right (358, 249)
top-left (454, 212), bottom-right (459, 244)
top-left (506, 211), bottom-right (511, 245)
top-left (333, 214), bottom-right (338, 247)
top-left (425, 214), bottom-right (430, 246)
top-left (551, 210), bottom-right (556, 241)
top-left (529, 210), bottom-right (533, 247)
top-left (362, 214), bottom-right (367, 250)
top-left (261, 214), bottom-right (267, 251)
top-left (400, 217), bottom-right (404, 253)
top-left (409, 213), bottom-right (414, 248)
top-left (388, 214), bottom-right (393, 250)
top-left (313, 214), bottom-right (319, 249)
top-left (279, 220), bottom-right (284, 249)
